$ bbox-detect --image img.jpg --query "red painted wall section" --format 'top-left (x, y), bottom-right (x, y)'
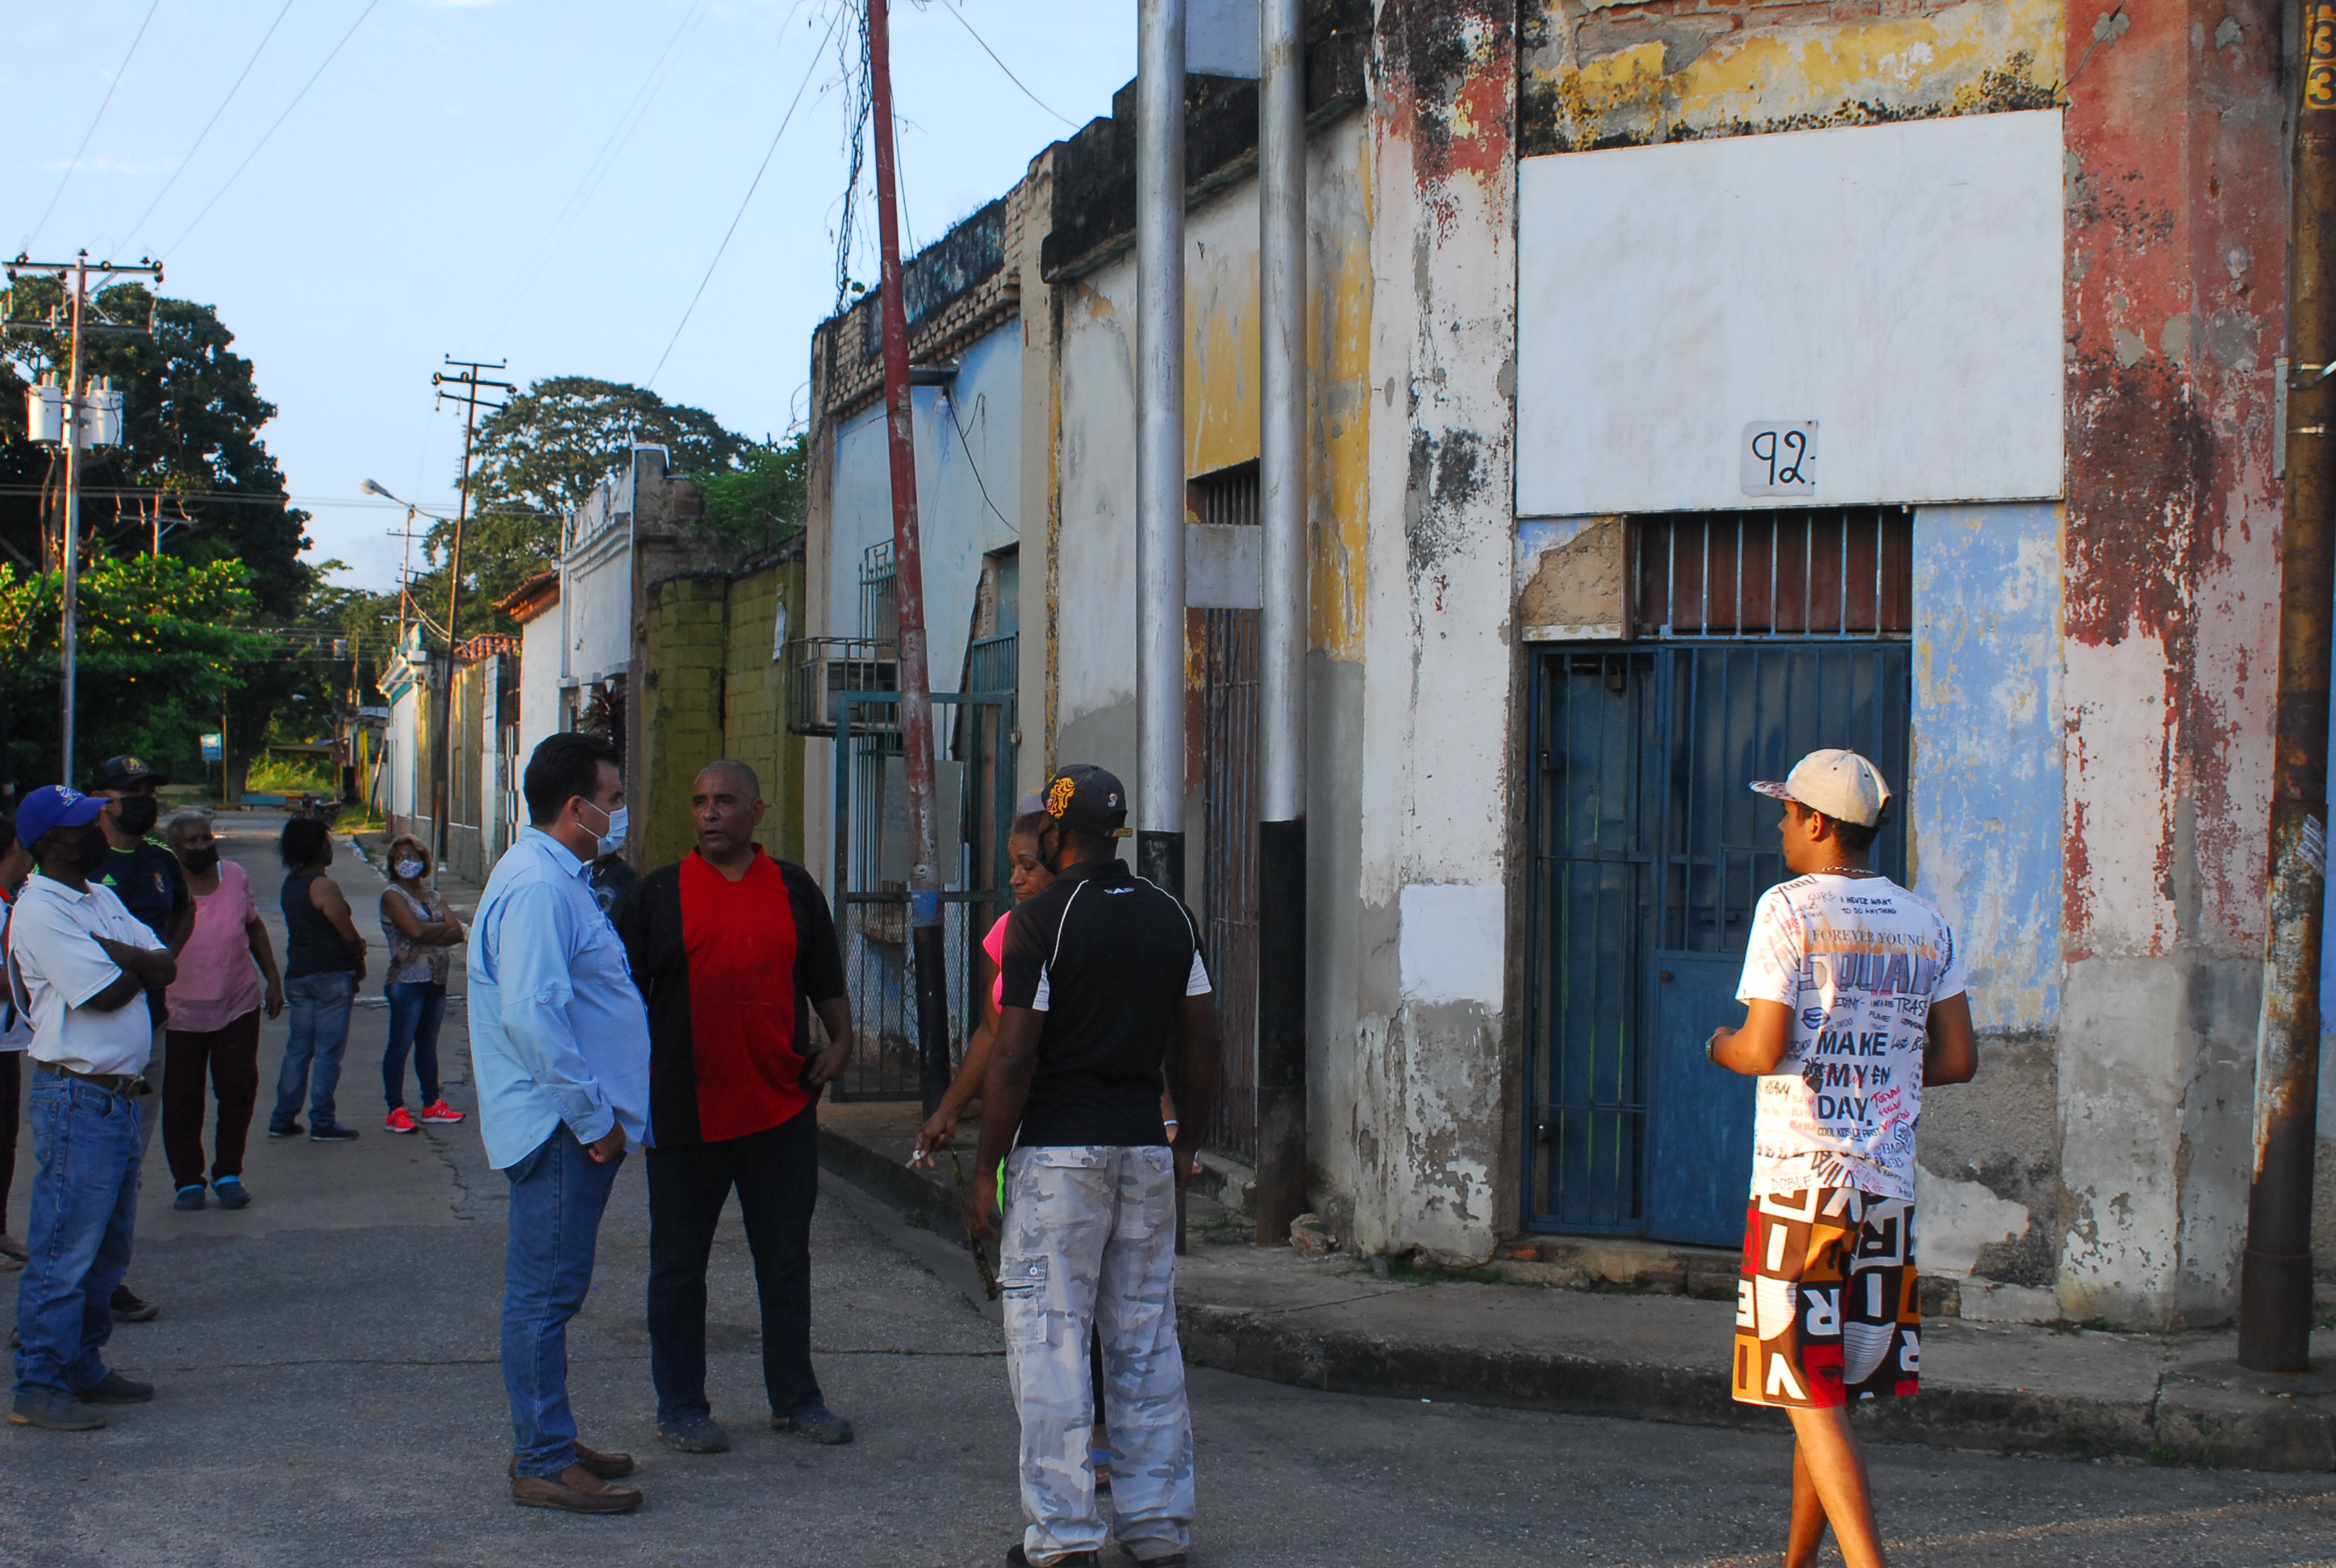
top-left (2062, 0), bottom-right (2287, 963)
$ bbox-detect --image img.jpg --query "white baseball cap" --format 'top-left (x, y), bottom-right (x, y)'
top-left (1750, 749), bottom-right (1892, 828)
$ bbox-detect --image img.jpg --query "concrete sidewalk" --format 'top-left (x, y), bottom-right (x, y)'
top-left (819, 1101), bottom-right (2336, 1473)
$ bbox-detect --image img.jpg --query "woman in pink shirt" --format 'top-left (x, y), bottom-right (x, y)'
top-left (161, 811), bottom-right (283, 1211)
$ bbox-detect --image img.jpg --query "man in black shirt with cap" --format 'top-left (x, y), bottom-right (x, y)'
top-left (965, 763), bottom-right (1217, 1568)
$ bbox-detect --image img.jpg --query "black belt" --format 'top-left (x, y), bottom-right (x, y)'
top-left (34, 1061), bottom-right (151, 1097)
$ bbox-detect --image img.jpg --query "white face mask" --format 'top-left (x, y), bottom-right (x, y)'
top-left (394, 859), bottom-right (425, 881)
top-left (580, 799), bottom-right (628, 857)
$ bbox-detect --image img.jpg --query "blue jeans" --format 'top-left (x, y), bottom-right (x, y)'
top-left (503, 1127), bottom-right (624, 1478)
top-left (14, 1073), bottom-right (143, 1399)
top-left (382, 981), bottom-right (447, 1111)
top-left (273, 971), bottom-right (356, 1130)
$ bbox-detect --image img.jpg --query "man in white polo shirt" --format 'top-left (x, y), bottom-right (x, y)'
top-left (2, 786), bottom-right (174, 1431)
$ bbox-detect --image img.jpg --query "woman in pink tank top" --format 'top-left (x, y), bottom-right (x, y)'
top-left (914, 811), bottom-right (1056, 1161)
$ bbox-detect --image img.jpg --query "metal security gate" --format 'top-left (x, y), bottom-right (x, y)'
top-left (1524, 642), bottom-right (1911, 1245)
top-left (1203, 607), bottom-right (1261, 1159)
top-left (826, 644), bottom-right (1018, 1103)
top-left (1196, 463), bottom-right (1262, 1161)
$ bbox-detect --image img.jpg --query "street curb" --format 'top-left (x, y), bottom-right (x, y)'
top-left (816, 1122), bottom-right (2336, 1471)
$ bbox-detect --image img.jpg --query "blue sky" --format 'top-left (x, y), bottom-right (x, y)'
top-left (2, 0), bottom-right (1135, 593)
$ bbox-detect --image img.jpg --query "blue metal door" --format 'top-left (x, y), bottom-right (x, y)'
top-left (1525, 642), bottom-right (1909, 1243)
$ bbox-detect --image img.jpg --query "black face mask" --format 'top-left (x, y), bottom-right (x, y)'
top-left (115, 796), bottom-right (159, 837)
top-left (73, 826), bottom-right (111, 875)
top-left (180, 845), bottom-right (220, 874)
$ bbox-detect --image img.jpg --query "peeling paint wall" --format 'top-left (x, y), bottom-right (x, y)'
top-left (1521, 0), bottom-right (2061, 156)
top-left (1336, 0), bottom-right (1519, 1263)
top-left (1911, 503), bottom-right (2063, 1032)
top-left (1908, 502), bottom-right (2071, 1303)
top-left (2055, 0), bottom-right (2284, 1329)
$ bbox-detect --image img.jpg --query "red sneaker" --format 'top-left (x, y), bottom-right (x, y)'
top-left (385, 1107), bottom-right (419, 1134)
top-left (420, 1100), bottom-right (466, 1125)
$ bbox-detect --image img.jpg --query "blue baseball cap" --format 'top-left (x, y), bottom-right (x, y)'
top-left (15, 785), bottom-right (106, 851)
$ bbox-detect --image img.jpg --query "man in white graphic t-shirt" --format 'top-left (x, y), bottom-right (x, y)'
top-left (1705, 749), bottom-right (1976, 1568)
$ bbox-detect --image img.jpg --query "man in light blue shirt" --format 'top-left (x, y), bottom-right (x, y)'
top-left (469, 731), bottom-right (650, 1515)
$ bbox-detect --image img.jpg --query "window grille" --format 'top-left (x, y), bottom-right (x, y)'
top-left (1630, 507), bottom-right (1913, 639)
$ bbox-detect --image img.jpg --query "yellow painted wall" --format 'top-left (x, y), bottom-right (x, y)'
top-left (1172, 119), bottom-right (1376, 661)
top-left (1525, 0), bottom-right (2063, 153)
top-left (722, 557), bottom-right (809, 867)
top-left (638, 574), bottom-right (732, 873)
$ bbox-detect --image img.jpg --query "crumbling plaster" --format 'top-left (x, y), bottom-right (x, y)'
top-left (1339, 0), bottom-right (1520, 1262)
top-left (2054, 0), bottom-right (2284, 1328)
top-left (1521, 0), bottom-right (2062, 155)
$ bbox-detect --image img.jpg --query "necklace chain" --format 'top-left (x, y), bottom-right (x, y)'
top-left (1814, 865), bottom-right (1875, 876)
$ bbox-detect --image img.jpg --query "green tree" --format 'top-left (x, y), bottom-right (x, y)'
top-left (0, 281), bottom-right (335, 795)
top-left (0, 557), bottom-right (276, 790)
top-left (437, 375), bottom-right (753, 615)
top-left (699, 432), bottom-right (807, 554)
top-left (1, 281), bottom-right (315, 618)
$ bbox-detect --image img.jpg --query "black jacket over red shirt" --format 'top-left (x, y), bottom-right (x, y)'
top-left (616, 849), bottom-right (849, 1148)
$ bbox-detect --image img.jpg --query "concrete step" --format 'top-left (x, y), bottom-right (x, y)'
top-left (816, 1100), bottom-right (2336, 1471)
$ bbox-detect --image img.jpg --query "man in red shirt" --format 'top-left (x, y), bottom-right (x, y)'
top-left (617, 760), bottom-right (856, 1455)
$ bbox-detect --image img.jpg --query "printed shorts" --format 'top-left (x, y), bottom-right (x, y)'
top-left (1731, 1187), bottom-right (1919, 1410)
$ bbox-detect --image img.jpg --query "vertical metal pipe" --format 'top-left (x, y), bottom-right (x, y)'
top-left (1254, 0), bottom-right (1309, 1246)
top-left (60, 255), bottom-right (86, 782)
top-left (2239, 10), bottom-right (2336, 1374)
top-left (866, 0), bottom-right (953, 1113)
top-left (1137, 0), bottom-right (1187, 898)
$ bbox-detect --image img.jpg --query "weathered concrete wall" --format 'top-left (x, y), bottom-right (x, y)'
top-left (722, 555), bottom-right (809, 868)
top-left (1520, 0), bottom-right (2060, 156)
top-left (636, 573), bottom-right (731, 873)
top-left (820, 325), bottom-right (1024, 694)
top-left (1908, 501), bottom-right (2068, 1317)
top-left (1051, 261), bottom-right (1141, 803)
top-left (1912, 503), bottom-right (2064, 1031)
top-left (1339, 0), bottom-right (1519, 1263)
top-left (2056, 0), bottom-right (2284, 1329)
top-left (515, 598), bottom-right (563, 763)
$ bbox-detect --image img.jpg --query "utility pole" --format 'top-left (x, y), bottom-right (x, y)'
top-left (428, 359), bottom-right (511, 880)
top-left (5, 250), bottom-right (161, 783)
top-left (1137, 0), bottom-right (1188, 900)
top-left (1254, 0), bottom-right (1308, 1246)
top-left (2240, 12), bottom-right (2336, 1374)
top-left (866, 0), bottom-right (952, 1114)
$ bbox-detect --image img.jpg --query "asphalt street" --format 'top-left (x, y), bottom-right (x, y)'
top-left (1, 811), bottom-right (2332, 1566)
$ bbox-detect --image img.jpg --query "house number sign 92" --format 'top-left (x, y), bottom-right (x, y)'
top-left (1742, 421), bottom-right (1819, 496)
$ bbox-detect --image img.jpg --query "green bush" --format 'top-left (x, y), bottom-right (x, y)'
top-left (246, 756), bottom-right (333, 795)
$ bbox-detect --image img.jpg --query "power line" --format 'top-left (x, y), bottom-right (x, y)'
top-left (121, 0), bottom-right (298, 251)
top-left (941, 388), bottom-right (1017, 536)
top-left (28, 0), bottom-right (165, 250)
top-left (472, 0), bottom-right (713, 344)
top-left (940, 0), bottom-right (1077, 128)
top-left (165, 0), bottom-right (380, 256)
top-left (647, 2), bottom-right (842, 389)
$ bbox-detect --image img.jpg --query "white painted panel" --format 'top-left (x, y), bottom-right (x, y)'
top-left (1516, 111), bottom-right (2064, 515)
top-left (1397, 883), bottom-right (1506, 1007)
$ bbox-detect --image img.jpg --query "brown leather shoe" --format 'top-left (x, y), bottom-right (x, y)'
top-left (574, 1441), bottom-right (636, 1479)
top-left (505, 1443), bottom-right (636, 1482)
top-left (511, 1462), bottom-right (642, 1514)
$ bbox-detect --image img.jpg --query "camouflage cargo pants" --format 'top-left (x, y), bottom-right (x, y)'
top-left (1001, 1144), bottom-right (1194, 1565)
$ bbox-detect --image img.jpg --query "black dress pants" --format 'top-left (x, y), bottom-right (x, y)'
top-left (645, 1106), bottom-right (822, 1423)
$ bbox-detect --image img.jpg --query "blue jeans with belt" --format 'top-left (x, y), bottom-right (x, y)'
top-left (503, 1126), bottom-right (624, 1478)
top-left (14, 1072), bottom-right (143, 1399)
top-left (273, 970), bottom-right (356, 1131)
